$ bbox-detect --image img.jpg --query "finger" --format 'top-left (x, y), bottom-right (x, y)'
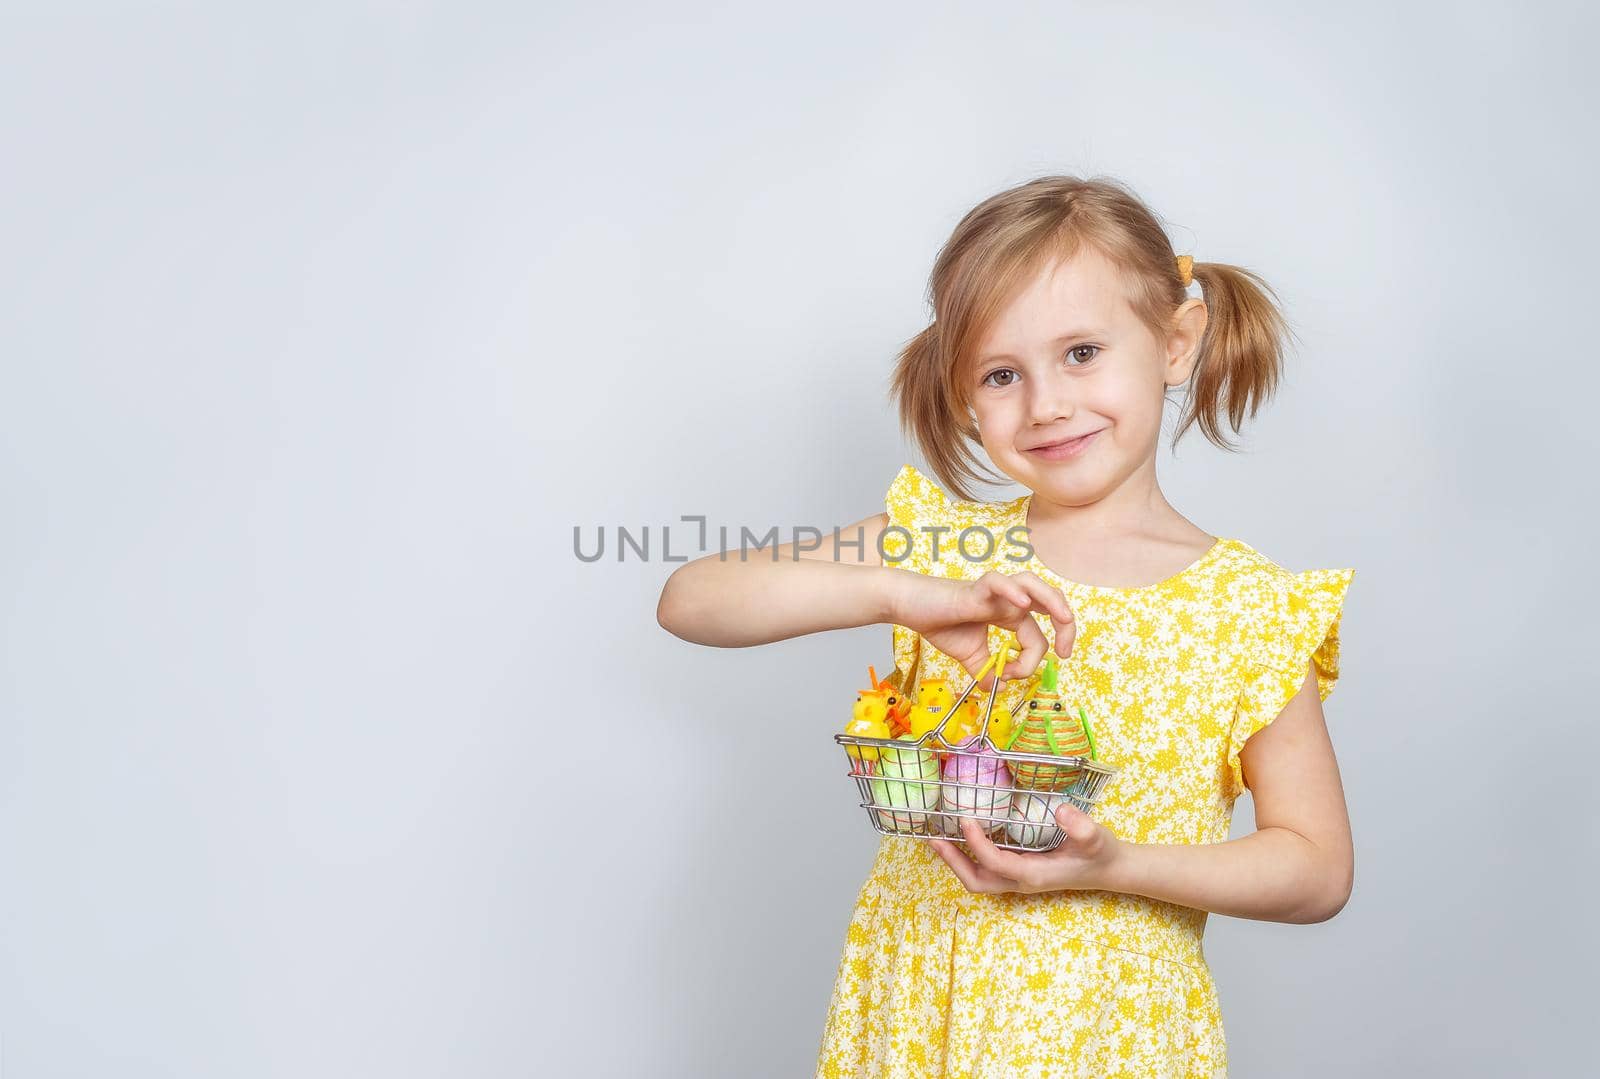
top-left (1054, 802), bottom-right (1097, 845)
top-left (1007, 571), bottom-right (1076, 626)
top-left (999, 612), bottom-right (1048, 683)
top-left (929, 835), bottom-right (987, 888)
top-left (955, 638), bottom-right (1008, 686)
top-left (959, 816), bottom-right (1038, 886)
top-left (974, 572), bottom-right (1032, 619)
top-left (1052, 609), bottom-right (1079, 658)
top-left (1006, 573), bottom-right (1077, 650)
top-left (930, 831), bottom-right (1019, 894)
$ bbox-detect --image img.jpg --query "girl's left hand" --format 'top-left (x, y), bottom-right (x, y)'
top-left (930, 803), bottom-right (1125, 894)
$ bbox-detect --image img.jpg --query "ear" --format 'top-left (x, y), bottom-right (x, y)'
top-left (1165, 297), bottom-right (1208, 386)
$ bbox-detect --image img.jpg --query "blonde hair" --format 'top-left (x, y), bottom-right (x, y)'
top-left (889, 174), bottom-right (1298, 501)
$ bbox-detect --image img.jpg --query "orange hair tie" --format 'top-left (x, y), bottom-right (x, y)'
top-left (1176, 254), bottom-right (1195, 287)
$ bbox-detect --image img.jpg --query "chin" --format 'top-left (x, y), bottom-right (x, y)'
top-left (1034, 479), bottom-right (1106, 507)
top-left (1022, 458), bottom-right (1111, 497)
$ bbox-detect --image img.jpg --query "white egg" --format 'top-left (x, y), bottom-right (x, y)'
top-left (1006, 790), bottom-right (1071, 847)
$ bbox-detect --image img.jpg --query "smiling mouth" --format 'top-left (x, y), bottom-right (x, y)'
top-left (1027, 429), bottom-right (1102, 458)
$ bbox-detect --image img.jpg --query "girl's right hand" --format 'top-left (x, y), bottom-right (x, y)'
top-left (893, 570), bottom-right (1077, 688)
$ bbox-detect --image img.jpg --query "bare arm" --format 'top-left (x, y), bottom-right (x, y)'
top-left (655, 512), bottom-right (911, 646)
top-left (1104, 660), bottom-right (1354, 922)
top-left (936, 659), bottom-right (1356, 924)
top-left (656, 511), bottom-right (1077, 682)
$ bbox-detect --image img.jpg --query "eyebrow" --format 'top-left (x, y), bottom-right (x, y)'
top-left (978, 328), bottom-right (1109, 365)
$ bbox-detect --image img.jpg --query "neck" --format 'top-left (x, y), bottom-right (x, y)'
top-left (1022, 454), bottom-right (1178, 545)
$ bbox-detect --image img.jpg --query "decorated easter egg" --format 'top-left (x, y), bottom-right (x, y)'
top-left (869, 734), bottom-right (941, 832)
top-left (940, 737), bottom-right (1012, 834)
top-left (1006, 790), bottom-right (1071, 847)
top-left (1005, 655), bottom-right (1095, 791)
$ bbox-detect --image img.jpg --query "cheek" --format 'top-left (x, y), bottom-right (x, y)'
top-left (1097, 377), bottom-right (1164, 430)
top-left (971, 398), bottom-right (1018, 436)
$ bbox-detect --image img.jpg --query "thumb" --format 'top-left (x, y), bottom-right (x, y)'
top-left (1054, 801), bottom-right (1095, 840)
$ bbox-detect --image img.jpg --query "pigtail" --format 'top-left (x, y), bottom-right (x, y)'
top-left (889, 321), bottom-right (990, 501)
top-left (1172, 260), bottom-right (1301, 452)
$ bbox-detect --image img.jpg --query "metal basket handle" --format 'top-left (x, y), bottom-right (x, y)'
top-left (920, 634), bottom-right (1026, 749)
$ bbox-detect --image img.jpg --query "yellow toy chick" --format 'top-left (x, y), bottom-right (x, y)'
top-left (844, 687), bottom-right (892, 772)
top-left (866, 665), bottom-right (914, 737)
top-left (984, 702), bottom-right (1015, 747)
top-left (940, 686), bottom-right (1017, 748)
top-left (910, 677), bottom-right (955, 739)
top-left (941, 695), bottom-right (982, 745)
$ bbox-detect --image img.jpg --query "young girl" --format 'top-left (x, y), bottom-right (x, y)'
top-left (657, 175), bottom-right (1355, 1078)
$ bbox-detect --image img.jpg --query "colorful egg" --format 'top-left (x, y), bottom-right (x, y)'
top-left (1006, 790), bottom-right (1071, 847)
top-left (869, 734), bottom-right (941, 832)
top-left (939, 737), bottom-right (1012, 834)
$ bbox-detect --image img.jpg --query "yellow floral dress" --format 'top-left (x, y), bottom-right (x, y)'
top-left (816, 465), bottom-right (1355, 1079)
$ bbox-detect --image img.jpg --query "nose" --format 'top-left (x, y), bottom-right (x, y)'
top-left (1026, 371), bottom-right (1075, 427)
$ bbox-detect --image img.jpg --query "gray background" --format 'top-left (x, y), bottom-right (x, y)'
top-left (2, 3), bottom-right (1595, 1077)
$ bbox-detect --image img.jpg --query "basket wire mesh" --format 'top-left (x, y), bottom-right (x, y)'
top-left (835, 638), bottom-right (1119, 853)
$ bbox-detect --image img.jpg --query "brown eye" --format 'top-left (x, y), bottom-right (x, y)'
top-left (1053, 702), bottom-right (1063, 711)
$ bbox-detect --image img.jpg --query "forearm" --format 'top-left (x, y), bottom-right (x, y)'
top-left (657, 553), bottom-right (914, 647)
top-left (1104, 827), bottom-right (1351, 924)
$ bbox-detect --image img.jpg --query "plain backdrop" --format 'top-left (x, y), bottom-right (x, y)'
top-left (2, 3), bottom-right (1596, 1077)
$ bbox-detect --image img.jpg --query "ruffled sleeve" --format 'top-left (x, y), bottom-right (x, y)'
top-left (1225, 566), bottom-right (1355, 799)
top-left (881, 463), bottom-right (950, 568)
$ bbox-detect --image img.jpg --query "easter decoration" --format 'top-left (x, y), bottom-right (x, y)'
top-left (935, 648), bottom-right (1022, 834)
top-left (939, 694), bottom-right (983, 749)
top-left (981, 698), bottom-right (1016, 749)
top-left (869, 734), bottom-right (942, 832)
top-left (866, 664), bottom-right (916, 740)
top-left (909, 677), bottom-right (955, 739)
top-left (842, 666), bottom-right (918, 775)
top-left (940, 737), bottom-right (1013, 836)
top-left (1006, 790), bottom-right (1073, 846)
top-left (880, 644), bottom-right (1011, 835)
top-left (981, 669), bottom-right (1037, 752)
top-left (835, 633), bottom-right (1119, 853)
top-left (1004, 654), bottom-right (1097, 792)
top-left (882, 643), bottom-right (923, 737)
top-left (842, 671), bottom-right (894, 775)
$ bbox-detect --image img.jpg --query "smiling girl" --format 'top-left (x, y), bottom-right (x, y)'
top-left (657, 174), bottom-right (1356, 1078)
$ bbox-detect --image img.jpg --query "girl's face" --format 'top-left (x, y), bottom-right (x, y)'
top-left (967, 246), bottom-right (1205, 507)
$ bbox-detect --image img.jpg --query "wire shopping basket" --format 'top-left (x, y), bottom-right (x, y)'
top-left (834, 636), bottom-right (1119, 853)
